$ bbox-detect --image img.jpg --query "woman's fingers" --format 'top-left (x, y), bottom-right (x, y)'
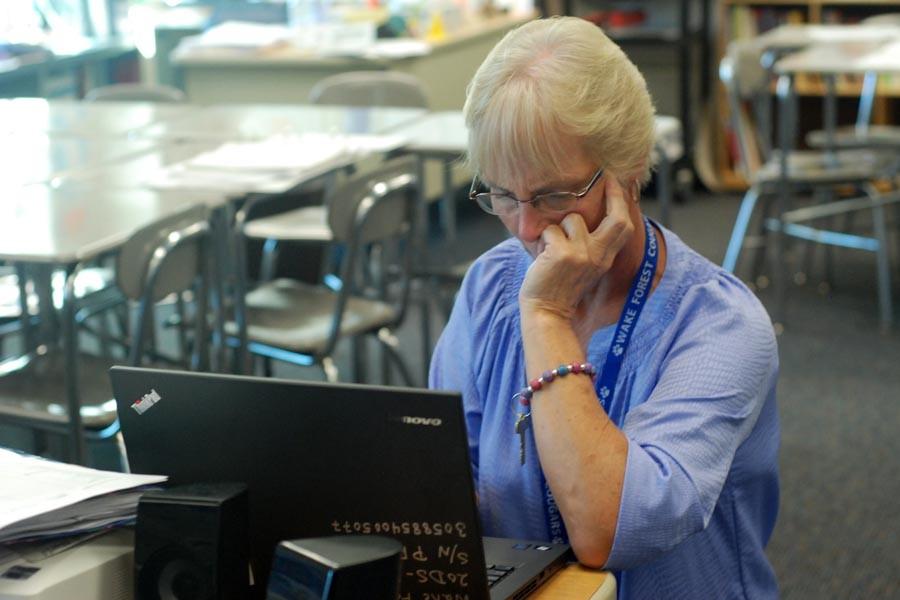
top-left (588, 177), bottom-right (634, 255)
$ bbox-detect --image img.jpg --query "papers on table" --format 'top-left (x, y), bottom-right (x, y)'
top-left (178, 21), bottom-right (292, 52)
top-left (362, 39), bottom-right (431, 60)
top-left (0, 447), bottom-right (166, 544)
top-left (140, 133), bottom-right (408, 194)
top-left (173, 20), bottom-right (432, 60)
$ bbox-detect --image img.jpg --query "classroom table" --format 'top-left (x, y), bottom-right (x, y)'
top-left (0, 135), bottom-right (156, 186)
top-left (171, 11), bottom-right (534, 110)
top-left (0, 100), bottom-right (430, 453)
top-left (753, 23), bottom-right (900, 52)
top-left (766, 33), bottom-right (900, 329)
top-left (139, 103), bottom-right (426, 141)
top-left (532, 564), bottom-right (616, 600)
top-left (0, 98), bottom-right (197, 138)
top-left (0, 183), bottom-right (227, 464)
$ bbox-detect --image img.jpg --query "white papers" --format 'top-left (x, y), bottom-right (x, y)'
top-left (363, 39), bottom-right (431, 59)
top-left (141, 133), bottom-right (407, 194)
top-left (186, 134), bottom-right (347, 171)
top-left (0, 447), bottom-right (166, 544)
top-left (182, 21), bottom-right (291, 50)
top-left (291, 22), bottom-right (378, 57)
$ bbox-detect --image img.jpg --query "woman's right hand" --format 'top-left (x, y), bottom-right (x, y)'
top-left (519, 176), bottom-right (635, 325)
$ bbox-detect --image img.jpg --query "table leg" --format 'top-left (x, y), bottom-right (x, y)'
top-left (772, 73), bottom-right (795, 330)
top-left (63, 264), bottom-right (86, 465)
top-left (823, 74), bottom-right (838, 166)
top-left (415, 155), bottom-right (433, 387)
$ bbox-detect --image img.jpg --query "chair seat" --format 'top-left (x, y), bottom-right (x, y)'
top-left (807, 125), bottom-right (900, 150)
top-left (244, 206), bottom-right (332, 242)
top-left (227, 278), bottom-right (397, 356)
top-left (0, 353), bottom-right (118, 430)
top-left (754, 149), bottom-right (888, 187)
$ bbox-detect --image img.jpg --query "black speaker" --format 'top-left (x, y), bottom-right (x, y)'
top-left (135, 483), bottom-right (249, 600)
top-left (266, 535), bottom-right (402, 600)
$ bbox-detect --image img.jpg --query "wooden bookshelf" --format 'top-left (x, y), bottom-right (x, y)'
top-left (700, 0), bottom-right (900, 192)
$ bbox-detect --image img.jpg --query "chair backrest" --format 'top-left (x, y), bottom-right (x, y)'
top-left (84, 83), bottom-right (186, 103)
top-left (323, 156), bottom-right (419, 352)
top-left (308, 71), bottom-right (430, 108)
top-left (719, 41), bottom-right (772, 177)
top-left (115, 205), bottom-right (211, 367)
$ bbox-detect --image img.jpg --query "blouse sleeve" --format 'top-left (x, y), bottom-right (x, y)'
top-left (605, 276), bottom-right (779, 569)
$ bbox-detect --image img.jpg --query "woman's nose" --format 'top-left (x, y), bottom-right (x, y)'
top-left (515, 203), bottom-right (547, 242)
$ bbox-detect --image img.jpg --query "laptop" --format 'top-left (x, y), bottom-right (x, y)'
top-left (110, 367), bottom-right (570, 600)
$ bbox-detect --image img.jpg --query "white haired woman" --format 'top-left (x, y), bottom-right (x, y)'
top-left (429, 16), bottom-right (779, 599)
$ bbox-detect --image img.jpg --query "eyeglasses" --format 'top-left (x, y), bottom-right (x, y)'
top-left (468, 167), bottom-right (605, 216)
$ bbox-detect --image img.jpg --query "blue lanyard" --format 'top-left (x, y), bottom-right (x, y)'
top-left (541, 216), bottom-right (659, 545)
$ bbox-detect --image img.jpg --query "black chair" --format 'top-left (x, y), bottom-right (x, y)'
top-left (231, 157), bottom-right (418, 385)
top-left (0, 205), bottom-right (212, 466)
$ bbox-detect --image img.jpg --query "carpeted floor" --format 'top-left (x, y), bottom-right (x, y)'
top-left (647, 191), bottom-right (900, 599)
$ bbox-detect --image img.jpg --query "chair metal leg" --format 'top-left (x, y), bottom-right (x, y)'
top-left (866, 184), bottom-right (893, 331)
top-left (115, 431), bottom-right (130, 473)
top-left (175, 293), bottom-right (188, 363)
top-left (15, 263), bottom-right (34, 354)
top-left (419, 280), bottom-right (433, 386)
top-left (321, 356), bottom-right (339, 383)
top-left (723, 186), bottom-right (761, 273)
top-left (259, 238), bottom-right (280, 282)
top-left (439, 158), bottom-right (457, 241)
top-left (377, 328), bottom-right (415, 387)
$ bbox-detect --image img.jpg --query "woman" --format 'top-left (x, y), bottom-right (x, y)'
top-left (429, 16), bottom-right (780, 599)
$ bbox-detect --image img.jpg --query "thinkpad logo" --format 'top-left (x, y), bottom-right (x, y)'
top-left (400, 416), bottom-right (443, 426)
top-left (132, 389), bottom-right (161, 415)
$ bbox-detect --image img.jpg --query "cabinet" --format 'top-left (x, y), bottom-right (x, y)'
top-left (706, 0), bottom-right (900, 191)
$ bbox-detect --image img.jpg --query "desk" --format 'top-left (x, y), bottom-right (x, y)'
top-left (171, 12), bottom-right (534, 110)
top-left (0, 135), bottom-right (156, 186)
top-left (533, 564), bottom-right (616, 600)
top-left (754, 23), bottom-right (900, 51)
top-left (0, 98), bottom-right (196, 137)
top-left (766, 35), bottom-right (900, 328)
top-left (140, 103), bottom-right (425, 141)
top-left (0, 38), bottom-right (136, 99)
top-left (0, 184), bottom-right (226, 464)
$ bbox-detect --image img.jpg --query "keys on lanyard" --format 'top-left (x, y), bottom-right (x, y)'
top-left (515, 412), bottom-right (531, 465)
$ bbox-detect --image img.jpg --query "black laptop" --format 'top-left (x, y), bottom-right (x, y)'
top-left (111, 367), bottom-right (570, 600)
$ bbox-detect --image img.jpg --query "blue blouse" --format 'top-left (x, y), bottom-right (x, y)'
top-left (429, 224), bottom-right (780, 599)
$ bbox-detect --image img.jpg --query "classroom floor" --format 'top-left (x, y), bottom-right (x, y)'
top-left (2, 185), bottom-right (898, 598)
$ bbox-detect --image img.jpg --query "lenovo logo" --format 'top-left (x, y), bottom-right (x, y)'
top-left (400, 416), bottom-right (443, 426)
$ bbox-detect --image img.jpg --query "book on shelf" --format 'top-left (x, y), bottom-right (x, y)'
top-left (0, 447), bottom-right (166, 545)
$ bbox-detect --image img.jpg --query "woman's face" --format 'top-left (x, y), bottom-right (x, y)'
top-left (489, 149), bottom-right (608, 259)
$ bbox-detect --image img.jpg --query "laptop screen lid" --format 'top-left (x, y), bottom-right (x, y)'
top-left (111, 366), bottom-right (493, 599)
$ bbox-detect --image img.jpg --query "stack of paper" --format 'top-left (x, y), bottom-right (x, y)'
top-left (0, 448), bottom-right (166, 544)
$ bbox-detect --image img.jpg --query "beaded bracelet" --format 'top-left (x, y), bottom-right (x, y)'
top-left (513, 362), bottom-right (598, 407)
